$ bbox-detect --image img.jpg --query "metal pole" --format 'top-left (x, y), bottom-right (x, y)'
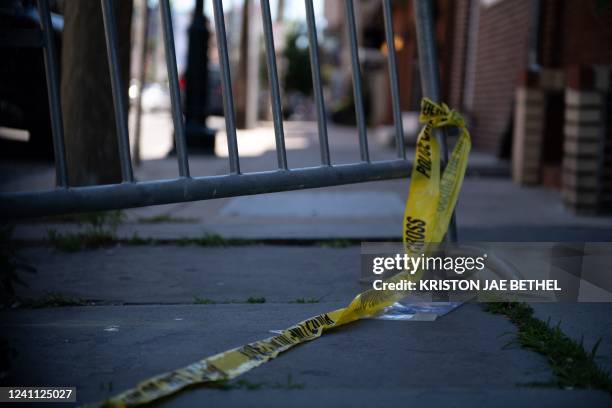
top-left (160, 0), bottom-right (190, 177)
top-left (305, 0), bottom-right (330, 166)
top-left (100, 0), bottom-right (134, 182)
top-left (37, 0), bottom-right (68, 187)
top-left (382, 0), bottom-right (406, 159)
top-left (260, 0), bottom-right (289, 170)
top-left (413, 0), bottom-right (457, 241)
top-left (345, 0), bottom-right (369, 162)
top-left (212, 0), bottom-right (240, 174)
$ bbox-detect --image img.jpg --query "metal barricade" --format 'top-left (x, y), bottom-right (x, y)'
top-left (0, 0), bottom-right (456, 239)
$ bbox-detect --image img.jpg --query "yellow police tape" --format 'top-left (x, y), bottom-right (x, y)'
top-left (98, 99), bottom-right (471, 407)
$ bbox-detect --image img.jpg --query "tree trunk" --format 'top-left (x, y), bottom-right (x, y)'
top-left (61, 0), bottom-right (133, 186)
top-left (234, 0), bottom-right (250, 129)
top-left (234, 0), bottom-right (259, 129)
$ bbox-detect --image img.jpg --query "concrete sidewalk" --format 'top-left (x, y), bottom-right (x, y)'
top-left (4, 302), bottom-right (610, 407)
top-left (13, 246), bottom-right (364, 304)
top-left (3, 245), bottom-right (611, 407)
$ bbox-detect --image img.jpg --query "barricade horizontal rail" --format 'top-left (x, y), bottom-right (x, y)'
top-left (0, 161), bottom-right (411, 218)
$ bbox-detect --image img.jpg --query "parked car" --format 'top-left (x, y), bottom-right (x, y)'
top-left (129, 82), bottom-right (171, 113)
top-left (128, 66), bottom-right (223, 116)
top-left (0, 0), bottom-right (63, 157)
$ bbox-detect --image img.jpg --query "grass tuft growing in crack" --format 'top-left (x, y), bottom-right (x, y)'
top-left (176, 234), bottom-right (254, 247)
top-left (193, 296), bottom-right (218, 305)
top-left (314, 239), bottom-right (353, 248)
top-left (137, 214), bottom-right (197, 224)
top-left (21, 292), bottom-right (88, 308)
top-left (47, 229), bottom-right (116, 252)
top-left (47, 210), bottom-right (124, 251)
top-left (483, 302), bottom-right (612, 393)
top-left (41, 229), bottom-right (368, 251)
top-left (125, 233), bottom-right (160, 246)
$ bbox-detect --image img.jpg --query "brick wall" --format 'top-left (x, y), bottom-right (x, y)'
top-left (471, 0), bottom-right (532, 154)
top-left (561, 0), bottom-right (612, 67)
top-left (539, 0), bottom-right (564, 68)
top-left (562, 65), bottom-right (612, 213)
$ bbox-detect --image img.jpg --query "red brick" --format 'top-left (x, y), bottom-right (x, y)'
top-left (566, 65), bottom-right (595, 90)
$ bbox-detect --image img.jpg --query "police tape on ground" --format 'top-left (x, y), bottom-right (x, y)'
top-left (95, 98), bottom-right (471, 408)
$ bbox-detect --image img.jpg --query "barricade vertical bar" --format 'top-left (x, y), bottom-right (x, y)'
top-left (100, 0), bottom-right (134, 182)
top-left (133, 0), bottom-right (149, 167)
top-left (382, 0), bottom-right (406, 159)
top-left (37, 0), bottom-right (68, 187)
top-left (260, 0), bottom-right (288, 170)
top-left (413, 0), bottom-right (457, 241)
top-left (212, 0), bottom-right (240, 174)
top-left (344, 0), bottom-right (369, 162)
top-left (160, 0), bottom-right (190, 177)
top-left (305, 0), bottom-right (330, 166)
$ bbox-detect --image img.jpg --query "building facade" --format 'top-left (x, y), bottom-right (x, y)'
top-left (326, 0), bottom-right (612, 213)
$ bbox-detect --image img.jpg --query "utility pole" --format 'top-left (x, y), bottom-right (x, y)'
top-left (184, 0), bottom-right (215, 153)
top-left (133, 0), bottom-right (149, 166)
